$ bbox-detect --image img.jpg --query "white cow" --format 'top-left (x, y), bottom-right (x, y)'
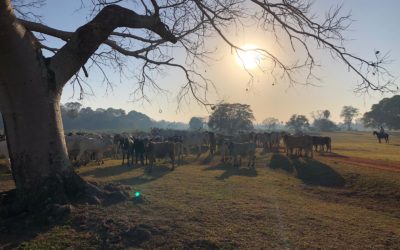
top-left (65, 134), bottom-right (113, 165)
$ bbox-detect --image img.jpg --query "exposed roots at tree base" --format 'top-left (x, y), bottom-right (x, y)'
top-left (0, 171), bottom-right (130, 219)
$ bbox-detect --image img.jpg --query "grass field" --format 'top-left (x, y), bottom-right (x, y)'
top-left (1, 131), bottom-right (400, 249)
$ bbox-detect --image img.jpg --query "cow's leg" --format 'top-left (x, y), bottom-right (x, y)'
top-left (196, 145), bottom-right (201, 158)
top-left (171, 153), bottom-right (175, 170)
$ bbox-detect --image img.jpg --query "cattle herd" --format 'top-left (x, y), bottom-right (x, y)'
top-left (0, 130), bottom-right (332, 171)
top-left (62, 129), bottom-right (333, 171)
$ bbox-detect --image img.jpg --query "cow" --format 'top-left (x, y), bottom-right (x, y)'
top-left (146, 141), bottom-right (176, 171)
top-left (214, 134), bottom-right (230, 163)
top-left (312, 136), bottom-right (332, 152)
top-left (0, 139), bottom-right (10, 169)
top-left (226, 141), bottom-right (256, 168)
top-left (66, 134), bottom-right (114, 166)
top-left (119, 136), bottom-right (134, 166)
top-left (282, 134), bottom-right (313, 158)
top-left (206, 131), bottom-right (216, 156)
top-left (133, 138), bottom-right (146, 165)
top-left (182, 131), bottom-right (209, 157)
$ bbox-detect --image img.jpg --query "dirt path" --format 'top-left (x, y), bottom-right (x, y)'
top-left (319, 154), bottom-right (400, 172)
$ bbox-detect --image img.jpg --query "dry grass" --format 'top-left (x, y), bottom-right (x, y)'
top-left (1, 132), bottom-right (400, 249)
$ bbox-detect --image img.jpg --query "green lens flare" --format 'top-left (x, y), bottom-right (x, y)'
top-left (135, 191), bottom-right (141, 197)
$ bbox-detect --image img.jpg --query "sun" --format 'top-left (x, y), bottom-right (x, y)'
top-left (235, 44), bottom-right (262, 69)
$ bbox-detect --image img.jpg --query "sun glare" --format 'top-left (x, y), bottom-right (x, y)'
top-left (235, 44), bottom-right (262, 69)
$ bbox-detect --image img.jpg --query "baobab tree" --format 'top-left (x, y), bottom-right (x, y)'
top-left (0, 0), bottom-right (396, 208)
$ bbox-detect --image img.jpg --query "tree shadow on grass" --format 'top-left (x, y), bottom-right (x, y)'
top-left (269, 154), bottom-right (294, 173)
top-left (268, 154), bottom-right (345, 187)
top-left (204, 163), bottom-right (257, 180)
top-left (292, 158), bottom-right (345, 187)
top-left (80, 163), bottom-right (135, 178)
top-left (200, 154), bottom-right (214, 165)
top-left (318, 152), bottom-right (349, 158)
top-left (116, 165), bottom-right (171, 186)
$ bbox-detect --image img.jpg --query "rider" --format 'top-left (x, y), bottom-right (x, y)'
top-left (380, 126), bottom-right (385, 134)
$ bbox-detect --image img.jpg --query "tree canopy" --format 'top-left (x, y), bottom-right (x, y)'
top-left (208, 103), bottom-right (254, 133)
top-left (262, 117), bottom-right (280, 131)
top-left (9, 0), bottom-right (397, 105)
top-left (340, 106), bottom-right (359, 131)
top-left (189, 117), bottom-right (204, 130)
top-left (362, 95), bottom-right (400, 130)
top-left (286, 114), bottom-right (309, 133)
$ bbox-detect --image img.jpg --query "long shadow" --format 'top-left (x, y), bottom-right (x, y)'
top-left (318, 152), bottom-right (349, 158)
top-left (80, 163), bottom-right (135, 178)
top-left (269, 154), bottom-right (294, 173)
top-left (268, 154), bottom-right (345, 188)
top-left (200, 154), bottom-right (214, 165)
top-left (204, 163), bottom-right (257, 180)
top-left (292, 158), bottom-right (345, 187)
top-left (117, 165), bottom-right (171, 186)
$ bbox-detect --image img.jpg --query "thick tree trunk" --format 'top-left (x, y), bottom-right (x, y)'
top-left (1, 76), bottom-right (91, 206)
top-left (3, 91), bottom-right (68, 188)
top-left (0, 1), bottom-right (91, 207)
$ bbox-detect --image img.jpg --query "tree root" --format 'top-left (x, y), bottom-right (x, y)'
top-left (0, 171), bottom-right (130, 218)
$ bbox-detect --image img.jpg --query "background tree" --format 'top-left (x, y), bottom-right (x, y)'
top-left (62, 102), bottom-right (82, 119)
top-left (362, 95), bottom-right (400, 130)
top-left (312, 119), bottom-right (338, 132)
top-left (286, 114), bottom-right (309, 133)
top-left (262, 117), bottom-right (280, 131)
top-left (311, 109), bottom-right (337, 132)
top-left (0, 0), bottom-right (396, 207)
top-left (340, 106), bottom-right (359, 131)
top-left (189, 117), bottom-right (204, 130)
top-left (208, 103), bottom-right (254, 134)
top-left (323, 110), bottom-right (331, 120)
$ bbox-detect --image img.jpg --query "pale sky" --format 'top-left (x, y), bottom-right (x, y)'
top-left (37, 1), bottom-right (400, 124)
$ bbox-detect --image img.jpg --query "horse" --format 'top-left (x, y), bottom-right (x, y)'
top-left (373, 131), bottom-right (389, 144)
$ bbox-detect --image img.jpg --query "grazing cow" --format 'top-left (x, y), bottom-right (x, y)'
top-left (226, 141), bottom-right (256, 168)
top-left (146, 141), bottom-right (176, 171)
top-left (283, 135), bottom-right (313, 158)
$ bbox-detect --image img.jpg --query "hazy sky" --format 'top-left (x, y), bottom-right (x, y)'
top-left (37, 1), bottom-right (400, 124)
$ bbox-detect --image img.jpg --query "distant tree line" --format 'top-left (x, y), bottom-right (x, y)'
top-left (61, 103), bottom-right (187, 131)
top-left (0, 102), bottom-right (187, 132)
top-left (2, 96), bottom-right (399, 133)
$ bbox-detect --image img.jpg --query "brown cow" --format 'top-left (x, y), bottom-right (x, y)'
top-left (146, 141), bottom-right (176, 171)
top-left (283, 135), bottom-right (313, 158)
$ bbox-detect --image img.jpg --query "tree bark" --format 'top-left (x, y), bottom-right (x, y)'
top-left (0, 0), bottom-right (90, 208)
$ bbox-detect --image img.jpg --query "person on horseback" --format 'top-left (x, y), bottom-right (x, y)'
top-left (380, 126), bottom-right (385, 135)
